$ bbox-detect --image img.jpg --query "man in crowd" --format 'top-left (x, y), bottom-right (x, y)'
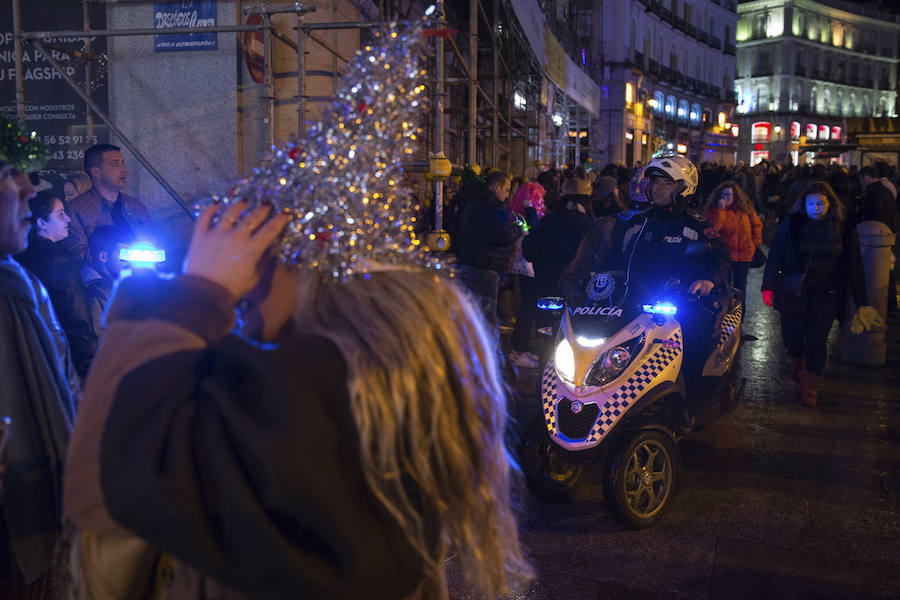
top-left (453, 170), bottom-right (524, 329)
top-left (65, 144), bottom-right (152, 265)
top-left (0, 118), bottom-right (76, 598)
top-left (82, 225), bottom-right (127, 338)
top-left (858, 165), bottom-right (897, 312)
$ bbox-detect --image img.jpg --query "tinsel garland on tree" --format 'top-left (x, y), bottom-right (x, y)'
top-left (196, 13), bottom-right (443, 280)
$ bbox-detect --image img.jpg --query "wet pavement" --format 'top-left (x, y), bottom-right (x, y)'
top-left (453, 265), bottom-right (900, 599)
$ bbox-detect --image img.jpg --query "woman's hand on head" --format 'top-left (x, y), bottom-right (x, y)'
top-left (184, 201), bottom-right (291, 301)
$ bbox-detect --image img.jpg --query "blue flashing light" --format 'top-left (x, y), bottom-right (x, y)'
top-left (119, 242), bottom-right (166, 269)
top-left (643, 302), bottom-right (677, 316)
top-left (537, 298), bottom-right (564, 310)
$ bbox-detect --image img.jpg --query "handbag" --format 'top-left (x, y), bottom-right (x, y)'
top-left (750, 246), bottom-right (767, 268)
top-left (780, 273), bottom-right (806, 297)
top-left (778, 225), bottom-right (822, 299)
top-left (509, 239), bottom-right (534, 277)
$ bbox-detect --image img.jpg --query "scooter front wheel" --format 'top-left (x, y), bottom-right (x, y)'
top-left (604, 429), bottom-right (680, 528)
top-left (522, 419), bottom-right (583, 502)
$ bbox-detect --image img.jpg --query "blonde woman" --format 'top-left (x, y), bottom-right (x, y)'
top-left (63, 172), bottom-right (92, 206)
top-left (63, 200), bottom-right (532, 599)
top-left (703, 180), bottom-right (763, 296)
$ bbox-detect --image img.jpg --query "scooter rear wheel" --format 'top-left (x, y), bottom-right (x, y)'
top-left (604, 429), bottom-right (680, 528)
top-left (522, 419), bottom-right (583, 502)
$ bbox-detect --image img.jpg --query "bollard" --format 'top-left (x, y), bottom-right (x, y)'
top-left (841, 220), bottom-right (895, 366)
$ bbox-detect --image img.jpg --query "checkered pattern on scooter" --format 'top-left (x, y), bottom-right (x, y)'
top-left (541, 360), bottom-right (558, 434)
top-left (587, 331), bottom-right (682, 443)
top-left (716, 305), bottom-right (742, 350)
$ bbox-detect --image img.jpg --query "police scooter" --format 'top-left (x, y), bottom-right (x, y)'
top-left (522, 246), bottom-right (743, 528)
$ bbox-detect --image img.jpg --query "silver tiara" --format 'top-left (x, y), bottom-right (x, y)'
top-left (195, 16), bottom-right (442, 280)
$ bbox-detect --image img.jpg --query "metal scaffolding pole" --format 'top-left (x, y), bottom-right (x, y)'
top-left (262, 5), bottom-right (275, 149)
top-left (12, 0), bottom-right (25, 119)
top-left (468, 0), bottom-right (478, 165)
top-left (296, 4), bottom-right (306, 137)
top-left (30, 40), bottom-right (191, 218)
top-left (433, 0), bottom-right (446, 233)
top-left (83, 1), bottom-right (94, 139)
top-left (491, 0), bottom-right (499, 169)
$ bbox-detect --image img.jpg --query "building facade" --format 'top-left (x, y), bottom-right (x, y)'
top-left (734, 0), bottom-right (900, 166)
top-left (594, 0), bottom-right (740, 167)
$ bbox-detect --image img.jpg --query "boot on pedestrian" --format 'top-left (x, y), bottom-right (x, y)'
top-left (800, 371), bottom-right (820, 407)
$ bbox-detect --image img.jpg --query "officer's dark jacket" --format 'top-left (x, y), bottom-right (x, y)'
top-left (559, 204), bottom-right (731, 302)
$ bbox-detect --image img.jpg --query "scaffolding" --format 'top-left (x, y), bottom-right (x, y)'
top-left (9, 0), bottom-right (587, 227)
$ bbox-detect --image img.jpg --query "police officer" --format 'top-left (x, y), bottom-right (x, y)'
top-left (559, 155), bottom-right (731, 385)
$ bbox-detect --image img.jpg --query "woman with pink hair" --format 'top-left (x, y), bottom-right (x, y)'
top-left (507, 181), bottom-right (546, 222)
top-left (508, 181), bottom-right (546, 368)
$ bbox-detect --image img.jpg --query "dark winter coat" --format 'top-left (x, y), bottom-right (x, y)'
top-left (17, 234), bottom-right (98, 377)
top-left (0, 257), bottom-right (76, 584)
top-left (761, 213), bottom-right (868, 319)
top-left (455, 185), bottom-right (523, 273)
top-left (521, 204), bottom-right (592, 297)
top-left (859, 180), bottom-right (896, 231)
top-left (81, 265), bottom-right (113, 339)
top-left (63, 187), bottom-right (152, 266)
top-left (559, 205), bottom-right (731, 303)
top-left (64, 273), bottom-right (422, 600)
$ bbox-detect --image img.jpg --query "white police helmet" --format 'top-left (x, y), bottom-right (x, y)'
top-left (644, 155), bottom-right (698, 199)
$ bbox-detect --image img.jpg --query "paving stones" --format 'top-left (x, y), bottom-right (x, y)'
top-left (472, 266), bottom-right (900, 600)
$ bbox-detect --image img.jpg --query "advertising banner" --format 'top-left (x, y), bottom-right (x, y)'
top-left (509, 0), bottom-right (601, 117)
top-left (0, 0), bottom-right (110, 170)
top-left (154, 1), bottom-right (217, 52)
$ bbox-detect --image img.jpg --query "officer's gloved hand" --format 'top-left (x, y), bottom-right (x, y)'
top-left (688, 279), bottom-right (715, 296)
top-left (849, 305), bottom-right (884, 333)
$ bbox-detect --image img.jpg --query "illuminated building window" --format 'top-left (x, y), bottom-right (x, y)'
top-left (819, 125), bottom-right (829, 140)
top-left (751, 122), bottom-right (771, 143)
top-left (790, 121), bottom-right (800, 140)
top-left (718, 112), bottom-right (727, 128)
top-left (831, 126), bottom-right (841, 140)
top-left (625, 82), bottom-right (634, 106)
top-left (806, 123), bottom-right (817, 140)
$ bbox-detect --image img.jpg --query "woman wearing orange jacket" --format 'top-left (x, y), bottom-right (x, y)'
top-left (704, 181), bottom-right (763, 296)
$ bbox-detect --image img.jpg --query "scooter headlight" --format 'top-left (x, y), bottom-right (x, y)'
top-left (555, 339), bottom-right (575, 383)
top-left (586, 334), bottom-right (644, 387)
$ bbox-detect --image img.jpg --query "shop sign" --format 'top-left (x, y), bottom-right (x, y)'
top-left (0, 0), bottom-right (110, 169)
top-left (154, 2), bottom-right (217, 52)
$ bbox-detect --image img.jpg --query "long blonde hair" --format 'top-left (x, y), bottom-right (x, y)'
top-left (65, 172), bottom-right (92, 196)
top-left (293, 268), bottom-right (533, 599)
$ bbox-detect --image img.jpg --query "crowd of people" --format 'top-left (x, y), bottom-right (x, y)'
top-left (1, 101), bottom-right (897, 599)
top-left (446, 156), bottom-right (895, 402)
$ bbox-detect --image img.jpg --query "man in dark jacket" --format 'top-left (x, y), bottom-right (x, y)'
top-left (454, 171), bottom-right (523, 327)
top-left (523, 177), bottom-right (593, 300)
top-left (858, 166), bottom-right (896, 230)
top-left (63, 144), bottom-right (153, 266)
